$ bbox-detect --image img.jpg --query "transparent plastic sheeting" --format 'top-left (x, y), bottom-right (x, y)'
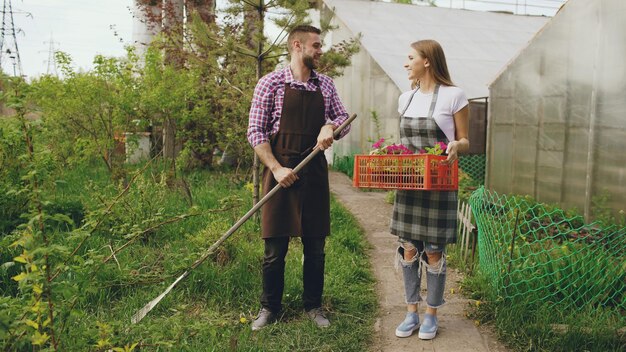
top-left (487, 0), bottom-right (626, 220)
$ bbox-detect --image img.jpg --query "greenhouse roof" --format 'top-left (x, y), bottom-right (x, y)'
top-left (324, 0), bottom-right (550, 99)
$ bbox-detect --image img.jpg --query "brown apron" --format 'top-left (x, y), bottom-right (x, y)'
top-left (261, 82), bottom-right (330, 238)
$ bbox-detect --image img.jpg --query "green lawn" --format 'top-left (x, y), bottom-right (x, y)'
top-left (1, 163), bottom-right (378, 351)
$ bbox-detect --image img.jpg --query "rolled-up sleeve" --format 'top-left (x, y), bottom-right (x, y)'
top-left (323, 79), bottom-right (351, 140)
top-left (247, 77), bottom-right (275, 148)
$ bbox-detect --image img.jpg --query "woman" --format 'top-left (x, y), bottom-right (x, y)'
top-left (391, 39), bottom-right (469, 340)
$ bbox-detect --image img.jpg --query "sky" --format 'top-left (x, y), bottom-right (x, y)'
top-left (5, 0), bottom-right (134, 78)
top-left (3, 0), bottom-right (566, 79)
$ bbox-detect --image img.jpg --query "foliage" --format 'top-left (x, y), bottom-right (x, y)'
top-left (1, 74), bottom-right (373, 348)
top-left (332, 153), bottom-right (355, 179)
top-left (1, 159), bottom-right (377, 350)
top-left (466, 187), bottom-right (625, 351)
top-left (0, 3), bottom-right (369, 350)
top-left (317, 37), bottom-right (361, 78)
top-left (137, 1), bottom-right (360, 172)
top-left (458, 169), bottom-right (482, 205)
top-left (30, 50), bottom-right (142, 179)
top-left (369, 110), bottom-right (384, 143)
top-left (591, 189), bottom-right (626, 228)
top-left (0, 117), bottom-right (29, 235)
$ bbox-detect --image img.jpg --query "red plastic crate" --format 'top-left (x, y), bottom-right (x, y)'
top-left (352, 154), bottom-right (458, 191)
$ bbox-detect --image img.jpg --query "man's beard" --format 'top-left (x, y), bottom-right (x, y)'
top-left (303, 54), bottom-right (318, 70)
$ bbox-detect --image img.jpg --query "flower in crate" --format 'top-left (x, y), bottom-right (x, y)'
top-left (369, 138), bottom-right (413, 155)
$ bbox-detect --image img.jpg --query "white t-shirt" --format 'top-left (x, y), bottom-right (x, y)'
top-left (397, 85), bottom-right (468, 143)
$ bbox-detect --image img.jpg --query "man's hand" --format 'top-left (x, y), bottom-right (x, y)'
top-left (315, 125), bottom-right (335, 151)
top-left (272, 166), bottom-right (299, 188)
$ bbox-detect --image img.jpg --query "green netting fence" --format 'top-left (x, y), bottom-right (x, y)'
top-left (459, 154), bottom-right (485, 184)
top-left (469, 187), bottom-right (626, 329)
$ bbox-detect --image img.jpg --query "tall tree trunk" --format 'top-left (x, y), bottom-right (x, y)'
top-left (247, 1), bottom-right (265, 210)
top-left (185, 0), bottom-right (217, 169)
top-left (162, 0), bottom-right (184, 164)
top-left (163, 117), bottom-right (177, 161)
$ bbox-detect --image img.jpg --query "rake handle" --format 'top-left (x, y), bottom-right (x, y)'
top-left (191, 113), bottom-right (357, 270)
top-left (131, 113), bottom-right (356, 324)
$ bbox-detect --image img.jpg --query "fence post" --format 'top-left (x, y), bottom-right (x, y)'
top-left (457, 202), bottom-right (476, 265)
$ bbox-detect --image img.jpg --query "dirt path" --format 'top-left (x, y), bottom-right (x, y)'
top-left (329, 171), bottom-right (508, 352)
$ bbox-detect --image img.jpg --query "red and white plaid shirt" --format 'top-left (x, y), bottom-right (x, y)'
top-left (247, 66), bottom-right (351, 148)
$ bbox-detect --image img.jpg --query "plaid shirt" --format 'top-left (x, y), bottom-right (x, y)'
top-left (247, 66), bottom-right (351, 148)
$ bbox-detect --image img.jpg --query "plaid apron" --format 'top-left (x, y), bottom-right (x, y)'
top-left (390, 85), bottom-right (458, 244)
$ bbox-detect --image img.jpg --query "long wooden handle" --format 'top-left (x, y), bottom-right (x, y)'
top-left (190, 113), bottom-right (357, 270)
top-left (132, 113), bottom-right (357, 324)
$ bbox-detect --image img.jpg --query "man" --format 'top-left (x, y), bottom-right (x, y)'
top-left (246, 24), bottom-right (351, 331)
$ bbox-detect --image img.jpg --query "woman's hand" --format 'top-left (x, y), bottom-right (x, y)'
top-left (444, 141), bottom-right (459, 164)
top-left (444, 138), bottom-right (469, 164)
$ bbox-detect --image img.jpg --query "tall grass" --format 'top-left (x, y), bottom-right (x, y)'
top-left (1, 162), bottom-right (377, 351)
top-left (464, 271), bottom-right (625, 352)
top-left (463, 188), bottom-right (625, 352)
top-left (331, 154), bottom-right (354, 179)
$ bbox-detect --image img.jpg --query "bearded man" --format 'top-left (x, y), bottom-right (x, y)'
top-left (246, 24), bottom-right (351, 331)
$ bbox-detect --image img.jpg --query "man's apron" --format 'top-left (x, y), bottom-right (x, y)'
top-left (261, 82), bottom-right (330, 239)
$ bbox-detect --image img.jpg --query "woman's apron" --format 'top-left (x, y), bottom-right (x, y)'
top-left (390, 85), bottom-right (458, 244)
top-left (261, 82), bottom-right (330, 239)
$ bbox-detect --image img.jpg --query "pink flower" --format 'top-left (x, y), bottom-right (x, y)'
top-left (383, 144), bottom-right (412, 155)
top-left (369, 139), bottom-right (415, 155)
top-left (436, 141), bottom-right (448, 151)
top-left (399, 145), bottom-right (412, 154)
top-left (372, 138), bottom-right (385, 149)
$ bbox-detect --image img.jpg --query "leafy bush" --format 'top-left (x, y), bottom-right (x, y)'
top-left (467, 187), bottom-right (625, 351)
top-left (0, 120), bottom-right (28, 235)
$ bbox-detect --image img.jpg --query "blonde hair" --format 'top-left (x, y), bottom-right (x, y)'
top-left (410, 40), bottom-right (454, 89)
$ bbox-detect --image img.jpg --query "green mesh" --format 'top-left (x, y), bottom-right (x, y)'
top-left (469, 187), bottom-right (625, 326)
top-left (459, 154), bottom-right (485, 184)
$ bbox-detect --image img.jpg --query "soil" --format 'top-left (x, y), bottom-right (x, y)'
top-left (329, 171), bottom-right (509, 352)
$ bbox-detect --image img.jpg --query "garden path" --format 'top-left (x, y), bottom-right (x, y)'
top-left (329, 170), bottom-right (509, 352)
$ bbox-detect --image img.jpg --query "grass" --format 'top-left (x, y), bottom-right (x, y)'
top-left (462, 189), bottom-right (625, 352)
top-left (464, 271), bottom-right (625, 352)
top-left (331, 154), bottom-right (354, 179)
top-left (0, 161), bottom-right (378, 351)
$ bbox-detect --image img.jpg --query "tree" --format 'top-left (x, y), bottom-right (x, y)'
top-left (220, 0), bottom-right (359, 206)
top-left (31, 50), bottom-right (142, 180)
top-left (132, 0), bottom-right (359, 190)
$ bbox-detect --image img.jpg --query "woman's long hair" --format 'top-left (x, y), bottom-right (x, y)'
top-left (410, 39), bottom-right (454, 89)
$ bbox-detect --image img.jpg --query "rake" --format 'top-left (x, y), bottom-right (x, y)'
top-left (131, 113), bottom-right (357, 324)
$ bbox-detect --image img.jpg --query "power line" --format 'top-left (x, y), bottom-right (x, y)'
top-left (1, 0), bottom-right (24, 76)
top-left (44, 33), bottom-right (59, 76)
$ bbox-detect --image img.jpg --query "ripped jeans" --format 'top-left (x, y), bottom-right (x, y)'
top-left (397, 238), bottom-right (447, 308)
